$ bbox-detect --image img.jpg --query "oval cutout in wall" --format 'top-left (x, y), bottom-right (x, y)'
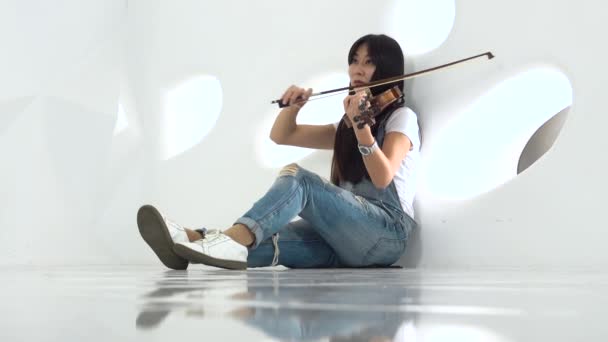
top-left (517, 106), bottom-right (569, 174)
top-left (385, 0), bottom-right (455, 55)
top-left (422, 68), bottom-right (573, 200)
top-left (161, 75), bottom-right (223, 160)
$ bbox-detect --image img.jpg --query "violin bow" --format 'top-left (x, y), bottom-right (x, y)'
top-left (271, 51), bottom-right (495, 108)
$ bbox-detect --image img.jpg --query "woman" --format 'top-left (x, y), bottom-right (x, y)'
top-left (137, 34), bottom-right (420, 270)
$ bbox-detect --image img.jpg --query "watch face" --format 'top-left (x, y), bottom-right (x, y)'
top-left (358, 146), bottom-right (371, 155)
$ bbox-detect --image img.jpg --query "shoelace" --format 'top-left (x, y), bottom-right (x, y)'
top-left (200, 229), bottom-right (222, 243)
top-left (271, 233), bottom-right (280, 266)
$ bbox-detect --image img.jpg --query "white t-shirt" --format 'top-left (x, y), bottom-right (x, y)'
top-left (333, 107), bottom-right (420, 219)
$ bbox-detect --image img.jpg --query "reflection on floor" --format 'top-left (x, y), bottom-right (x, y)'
top-left (1, 266), bottom-right (607, 341)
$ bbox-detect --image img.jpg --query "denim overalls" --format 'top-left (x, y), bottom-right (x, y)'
top-left (237, 112), bottom-right (416, 268)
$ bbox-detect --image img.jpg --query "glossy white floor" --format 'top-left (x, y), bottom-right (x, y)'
top-left (1, 266), bottom-right (606, 341)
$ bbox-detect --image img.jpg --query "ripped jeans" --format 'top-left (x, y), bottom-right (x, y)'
top-left (234, 164), bottom-right (416, 268)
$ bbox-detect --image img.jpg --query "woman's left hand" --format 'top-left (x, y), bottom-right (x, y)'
top-left (343, 90), bottom-right (371, 129)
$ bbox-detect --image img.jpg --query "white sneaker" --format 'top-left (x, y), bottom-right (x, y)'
top-left (173, 231), bottom-right (248, 270)
top-left (137, 204), bottom-right (190, 270)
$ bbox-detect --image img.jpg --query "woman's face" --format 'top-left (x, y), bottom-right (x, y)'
top-left (349, 44), bottom-right (376, 87)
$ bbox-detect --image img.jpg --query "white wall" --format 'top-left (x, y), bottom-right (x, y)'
top-left (1, 0), bottom-right (606, 268)
top-left (401, 0), bottom-right (608, 269)
top-left (0, 0), bottom-right (132, 264)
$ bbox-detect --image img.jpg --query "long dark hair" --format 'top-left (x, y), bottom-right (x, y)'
top-left (330, 34), bottom-right (405, 186)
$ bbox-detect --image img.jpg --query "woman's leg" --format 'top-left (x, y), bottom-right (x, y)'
top-left (174, 163), bottom-right (409, 269)
top-left (235, 163), bottom-right (409, 267)
top-left (247, 219), bottom-right (341, 268)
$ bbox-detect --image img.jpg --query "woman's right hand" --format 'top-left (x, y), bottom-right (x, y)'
top-left (280, 85), bottom-right (313, 109)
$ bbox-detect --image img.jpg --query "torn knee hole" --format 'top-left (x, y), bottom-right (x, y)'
top-left (279, 163), bottom-right (299, 177)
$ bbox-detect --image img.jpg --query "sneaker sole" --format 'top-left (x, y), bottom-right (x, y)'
top-left (137, 205), bottom-right (188, 270)
top-left (173, 243), bottom-right (247, 270)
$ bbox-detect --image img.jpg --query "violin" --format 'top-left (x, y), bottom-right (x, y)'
top-left (344, 86), bottom-right (403, 129)
top-left (271, 51), bottom-right (494, 128)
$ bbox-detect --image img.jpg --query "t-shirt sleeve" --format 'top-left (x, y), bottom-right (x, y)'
top-left (384, 107), bottom-right (420, 151)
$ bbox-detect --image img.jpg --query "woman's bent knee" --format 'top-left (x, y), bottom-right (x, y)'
top-left (279, 163), bottom-right (300, 177)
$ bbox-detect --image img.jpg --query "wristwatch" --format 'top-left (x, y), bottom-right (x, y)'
top-left (358, 140), bottom-right (379, 156)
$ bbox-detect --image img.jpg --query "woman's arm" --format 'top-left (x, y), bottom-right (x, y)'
top-left (344, 92), bottom-right (411, 189)
top-left (269, 86), bottom-right (336, 150)
top-left (354, 127), bottom-right (411, 189)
